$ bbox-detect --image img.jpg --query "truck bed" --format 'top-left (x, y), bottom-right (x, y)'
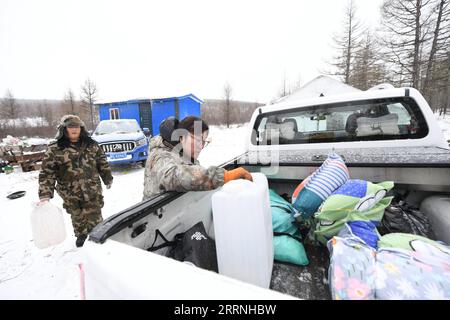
top-left (271, 244), bottom-right (331, 300)
top-left (88, 147), bottom-right (450, 299)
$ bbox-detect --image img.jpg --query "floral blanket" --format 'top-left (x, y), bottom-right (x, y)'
top-left (328, 235), bottom-right (450, 300)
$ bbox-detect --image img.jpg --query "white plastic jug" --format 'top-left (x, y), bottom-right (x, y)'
top-left (30, 202), bottom-right (66, 249)
top-left (211, 172), bottom-right (273, 288)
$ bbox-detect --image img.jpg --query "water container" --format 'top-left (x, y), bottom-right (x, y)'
top-left (211, 172), bottom-right (273, 288)
top-left (30, 202), bottom-right (66, 249)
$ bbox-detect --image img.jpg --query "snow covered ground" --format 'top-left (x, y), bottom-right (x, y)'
top-left (0, 117), bottom-right (48, 129)
top-left (436, 114), bottom-right (450, 142)
top-left (0, 125), bottom-right (247, 299)
top-left (198, 124), bottom-right (249, 167)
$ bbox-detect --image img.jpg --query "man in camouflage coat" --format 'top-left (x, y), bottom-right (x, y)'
top-left (38, 115), bottom-right (113, 247)
top-left (143, 116), bottom-right (252, 200)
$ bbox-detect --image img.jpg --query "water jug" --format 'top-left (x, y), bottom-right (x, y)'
top-left (30, 201), bottom-right (66, 249)
top-left (211, 172), bottom-right (273, 288)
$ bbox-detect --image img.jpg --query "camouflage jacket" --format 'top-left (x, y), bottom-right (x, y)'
top-left (143, 136), bottom-right (225, 200)
top-left (38, 140), bottom-right (113, 203)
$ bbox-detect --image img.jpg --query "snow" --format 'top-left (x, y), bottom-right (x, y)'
top-left (0, 125), bottom-right (244, 299)
top-left (0, 167), bottom-right (145, 299)
top-left (198, 124), bottom-right (249, 167)
top-left (24, 138), bottom-right (51, 146)
top-left (436, 114), bottom-right (450, 142)
top-left (1, 136), bottom-right (22, 147)
top-left (275, 75), bottom-right (361, 104)
top-left (0, 117), bottom-right (48, 128)
top-left (1, 135), bottom-right (52, 148)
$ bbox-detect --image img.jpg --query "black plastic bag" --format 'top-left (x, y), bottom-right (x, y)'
top-left (148, 222), bottom-right (218, 272)
top-left (378, 201), bottom-right (436, 239)
top-left (169, 222), bottom-right (218, 272)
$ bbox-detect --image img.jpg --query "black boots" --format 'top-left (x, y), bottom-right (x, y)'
top-left (76, 234), bottom-right (88, 247)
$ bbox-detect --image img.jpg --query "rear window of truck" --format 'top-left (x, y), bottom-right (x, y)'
top-left (252, 97), bottom-right (429, 145)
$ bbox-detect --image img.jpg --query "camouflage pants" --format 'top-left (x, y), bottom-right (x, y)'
top-left (64, 197), bottom-right (104, 237)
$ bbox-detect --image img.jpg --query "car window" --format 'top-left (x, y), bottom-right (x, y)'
top-left (252, 97), bottom-right (428, 145)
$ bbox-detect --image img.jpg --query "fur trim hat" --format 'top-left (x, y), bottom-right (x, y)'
top-left (55, 115), bottom-right (86, 140)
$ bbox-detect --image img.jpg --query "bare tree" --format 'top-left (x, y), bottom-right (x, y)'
top-left (36, 103), bottom-right (48, 127)
top-left (223, 82), bottom-right (233, 128)
top-left (445, 56), bottom-right (450, 117)
top-left (380, 0), bottom-right (435, 88)
top-left (81, 79), bottom-right (98, 130)
top-left (350, 31), bottom-right (389, 90)
top-left (330, 0), bottom-right (363, 84)
top-left (202, 99), bottom-right (262, 126)
top-left (293, 73), bottom-right (302, 92)
top-left (277, 72), bottom-right (302, 99)
top-left (278, 72), bottom-right (291, 98)
top-left (1, 90), bottom-right (21, 128)
top-left (434, 52), bottom-right (450, 116)
top-left (64, 88), bottom-right (78, 115)
top-left (422, 0), bottom-right (450, 100)
top-left (41, 100), bottom-right (56, 127)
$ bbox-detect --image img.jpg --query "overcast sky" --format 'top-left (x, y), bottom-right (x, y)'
top-left (0, 0), bottom-right (384, 104)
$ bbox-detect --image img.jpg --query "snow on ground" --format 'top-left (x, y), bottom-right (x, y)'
top-left (0, 166), bottom-right (145, 299)
top-left (1, 135), bottom-right (52, 148)
top-left (23, 138), bottom-right (52, 146)
top-left (198, 124), bottom-right (248, 167)
top-left (436, 114), bottom-right (450, 142)
top-left (0, 117), bottom-right (47, 128)
top-left (0, 125), bottom-right (244, 299)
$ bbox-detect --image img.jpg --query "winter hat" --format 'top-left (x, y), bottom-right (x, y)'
top-left (159, 116), bottom-right (179, 146)
top-left (60, 114), bottom-right (85, 128)
top-left (55, 114), bottom-right (86, 140)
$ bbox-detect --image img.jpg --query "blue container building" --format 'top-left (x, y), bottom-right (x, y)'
top-left (96, 94), bottom-right (203, 136)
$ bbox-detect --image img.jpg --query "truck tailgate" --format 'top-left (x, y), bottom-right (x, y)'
top-left (83, 239), bottom-right (295, 300)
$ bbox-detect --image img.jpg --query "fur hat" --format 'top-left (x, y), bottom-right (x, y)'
top-left (60, 114), bottom-right (85, 127)
top-left (54, 115), bottom-right (86, 140)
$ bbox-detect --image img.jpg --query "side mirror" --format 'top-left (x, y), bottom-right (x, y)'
top-left (143, 128), bottom-right (150, 136)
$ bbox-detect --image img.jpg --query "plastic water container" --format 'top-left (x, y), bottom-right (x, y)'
top-left (30, 202), bottom-right (66, 249)
top-left (211, 172), bottom-right (273, 288)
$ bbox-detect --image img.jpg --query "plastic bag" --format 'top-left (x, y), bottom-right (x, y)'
top-left (148, 222), bottom-right (218, 272)
top-left (377, 201), bottom-right (435, 239)
top-left (169, 222), bottom-right (218, 273)
top-left (273, 233), bottom-right (309, 266)
top-left (30, 202), bottom-right (66, 249)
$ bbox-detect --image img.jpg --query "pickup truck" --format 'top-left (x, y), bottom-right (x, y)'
top-left (84, 87), bottom-right (450, 299)
top-left (91, 119), bottom-right (149, 166)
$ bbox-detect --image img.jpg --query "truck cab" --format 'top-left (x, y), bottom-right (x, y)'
top-left (91, 119), bottom-right (149, 166)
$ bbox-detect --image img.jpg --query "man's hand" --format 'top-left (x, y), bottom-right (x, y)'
top-left (224, 167), bottom-right (253, 184)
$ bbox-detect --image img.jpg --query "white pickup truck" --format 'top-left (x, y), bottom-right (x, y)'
top-left (83, 87), bottom-right (450, 299)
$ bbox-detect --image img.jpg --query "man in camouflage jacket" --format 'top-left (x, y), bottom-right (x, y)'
top-left (143, 116), bottom-right (252, 200)
top-left (38, 115), bottom-right (113, 247)
top-left (143, 135), bottom-right (225, 199)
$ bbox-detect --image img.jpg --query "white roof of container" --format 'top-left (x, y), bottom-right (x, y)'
top-left (276, 75), bottom-right (361, 103)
